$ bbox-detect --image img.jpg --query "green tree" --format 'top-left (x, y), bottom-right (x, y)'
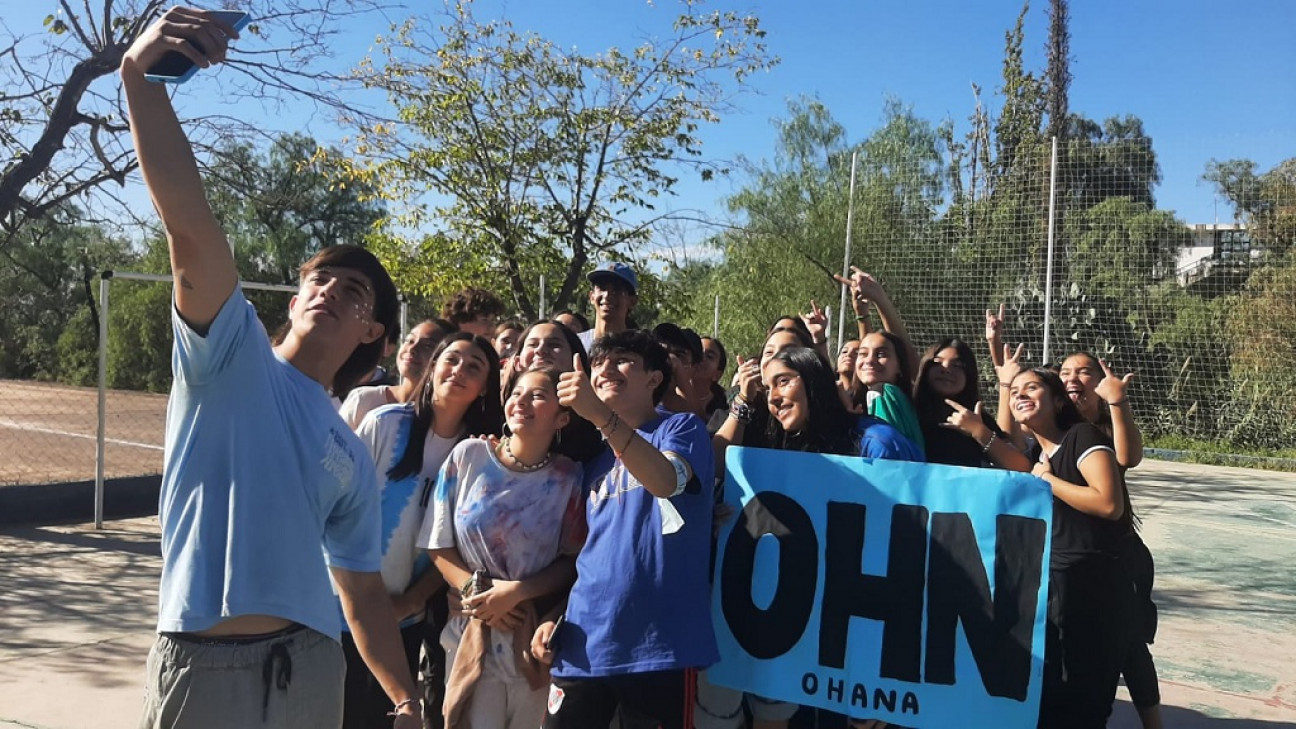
top-left (1043, 0), bottom-right (1072, 141)
top-left (207, 133), bottom-right (386, 285)
top-left (1223, 255), bottom-right (1296, 447)
top-left (97, 131), bottom-right (370, 393)
top-left (708, 98), bottom-right (855, 357)
top-left (1061, 115), bottom-right (1160, 210)
top-left (709, 98), bottom-right (947, 358)
top-left (335, 0), bottom-right (775, 319)
top-left (0, 209), bottom-right (133, 380)
top-left (1145, 288), bottom-right (1232, 439)
top-left (992, 2), bottom-right (1045, 186)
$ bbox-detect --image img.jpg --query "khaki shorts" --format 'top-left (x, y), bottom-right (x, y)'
top-left (139, 625), bottom-right (345, 729)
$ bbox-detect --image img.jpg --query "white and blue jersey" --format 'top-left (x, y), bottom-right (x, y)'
top-left (350, 403), bottom-right (460, 627)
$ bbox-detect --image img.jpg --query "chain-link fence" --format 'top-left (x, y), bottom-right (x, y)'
top-left (833, 135), bottom-right (1295, 459)
top-left (0, 270), bottom-right (425, 524)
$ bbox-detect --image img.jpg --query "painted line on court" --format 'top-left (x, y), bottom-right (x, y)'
top-left (0, 418), bottom-right (163, 451)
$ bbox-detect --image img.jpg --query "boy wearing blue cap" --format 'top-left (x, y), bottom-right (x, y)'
top-left (578, 262), bottom-right (639, 354)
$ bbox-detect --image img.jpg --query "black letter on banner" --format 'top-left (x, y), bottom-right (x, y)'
top-left (924, 513), bottom-right (1046, 701)
top-left (802, 672), bottom-right (819, 696)
top-left (851, 683), bottom-right (868, 708)
top-left (874, 688), bottom-right (897, 713)
top-left (819, 503), bottom-right (928, 681)
top-left (720, 492), bottom-right (818, 659)
top-left (827, 677), bottom-right (845, 702)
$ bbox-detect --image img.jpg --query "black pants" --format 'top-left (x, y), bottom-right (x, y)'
top-left (1118, 534), bottom-right (1161, 708)
top-left (541, 669), bottom-right (698, 729)
top-left (1038, 555), bottom-right (1136, 729)
top-left (420, 585), bottom-right (449, 729)
top-left (341, 622), bottom-right (423, 729)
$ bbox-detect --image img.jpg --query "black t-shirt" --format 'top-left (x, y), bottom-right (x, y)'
top-left (1029, 422), bottom-right (1128, 569)
top-left (922, 417), bottom-right (1007, 468)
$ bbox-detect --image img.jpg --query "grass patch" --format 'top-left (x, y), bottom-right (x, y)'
top-left (1146, 435), bottom-right (1296, 472)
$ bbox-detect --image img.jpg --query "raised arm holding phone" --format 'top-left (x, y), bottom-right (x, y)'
top-left (123, 9), bottom-right (421, 728)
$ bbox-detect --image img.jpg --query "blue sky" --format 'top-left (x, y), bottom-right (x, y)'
top-left (11, 0), bottom-right (1296, 235)
top-left (477, 0), bottom-right (1294, 226)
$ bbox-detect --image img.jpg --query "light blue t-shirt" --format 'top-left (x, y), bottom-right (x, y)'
top-left (158, 287), bottom-right (382, 640)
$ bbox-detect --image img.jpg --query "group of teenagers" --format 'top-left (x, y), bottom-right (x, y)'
top-left (121, 9), bottom-right (1159, 729)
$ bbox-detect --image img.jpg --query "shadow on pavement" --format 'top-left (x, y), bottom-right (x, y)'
top-left (1122, 701), bottom-right (1296, 728)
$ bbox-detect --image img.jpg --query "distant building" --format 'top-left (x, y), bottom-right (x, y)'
top-left (1175, 223), bottom-right (1255, 291)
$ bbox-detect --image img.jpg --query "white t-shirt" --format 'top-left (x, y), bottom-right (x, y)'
top-left (340, 385), bottom-right (395, 430)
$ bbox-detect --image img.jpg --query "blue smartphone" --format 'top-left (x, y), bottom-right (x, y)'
top-left (144, 10), bottom-right (251, 84)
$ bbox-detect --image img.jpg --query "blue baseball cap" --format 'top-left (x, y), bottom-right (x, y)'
top-left (588, 262), bottom-right (638, 295)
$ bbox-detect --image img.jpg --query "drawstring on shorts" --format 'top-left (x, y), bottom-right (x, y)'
top-left (261, 638), bottom-right (295, 720)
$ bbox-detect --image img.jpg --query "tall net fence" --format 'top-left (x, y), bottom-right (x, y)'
top-left (696, 118), bottom-right (1294, 461)
top-left (822, 137), bottom-right (1295, 456)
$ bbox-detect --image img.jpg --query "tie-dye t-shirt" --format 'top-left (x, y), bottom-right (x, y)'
top-left (418, 439), bottom-right (586, 581)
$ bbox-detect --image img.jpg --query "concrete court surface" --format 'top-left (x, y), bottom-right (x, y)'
top-left (1, 459), bottom-right (1293, 728)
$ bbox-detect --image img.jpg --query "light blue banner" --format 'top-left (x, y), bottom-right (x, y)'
top-left (709, 447), bottom-right (1053, 728)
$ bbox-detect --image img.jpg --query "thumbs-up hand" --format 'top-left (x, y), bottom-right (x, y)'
top-left (558, 353), bottom-right (606, 422)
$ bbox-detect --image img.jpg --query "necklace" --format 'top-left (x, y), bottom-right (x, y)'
top-left (502, 436), bottom-right (552, 472)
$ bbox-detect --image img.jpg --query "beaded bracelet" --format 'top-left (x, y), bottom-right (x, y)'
top-left (388, 698), bottom-right (421, 717)
top-left (981, 433), bottom-right (997, 453)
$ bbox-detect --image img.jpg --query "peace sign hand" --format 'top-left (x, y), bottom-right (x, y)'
top-left (941, 399), bottom-right (990, 443)
top-left (1094, 359), bottom-right (1135, 406)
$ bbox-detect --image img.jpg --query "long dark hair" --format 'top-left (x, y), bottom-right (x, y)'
top-left (766, 315), bottom-right (814, 342)
top-left (913, 337), bottom-right (981, 429)
top-left (388, 332), bottom-right (503, 480)
top-left (1017, 366), bottom-right (1135, 527)
top-left (1012, 367), bottom-right (1085, 432)
top-left (764, 347), bottom-right (860, 456)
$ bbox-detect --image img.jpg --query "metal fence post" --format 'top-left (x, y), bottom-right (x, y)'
top-left (1043, 137), bottom-right (1059, 365)
top-left (95, 271), bottom-right (112, 530)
